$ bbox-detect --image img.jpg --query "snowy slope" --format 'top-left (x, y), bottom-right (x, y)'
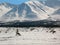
top-left (49, 8), bottom-right (60, 21)
top-left (0, 3), bottom-right (16, 22)
top-left (0, 3), bottom-right (12, 17)
top-left (0, 1), bottom-right (55, 22)
top-left (45, 0), bottom-right (60, 21)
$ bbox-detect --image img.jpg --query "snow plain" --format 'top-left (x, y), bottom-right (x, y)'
top-left (0, 27), bottom-right (60, 45)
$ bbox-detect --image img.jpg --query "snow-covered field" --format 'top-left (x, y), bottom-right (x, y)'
top-left (0, 27), bottom-right (60, 45)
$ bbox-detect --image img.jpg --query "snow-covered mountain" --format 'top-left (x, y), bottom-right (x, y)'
top-left (0, 0), bottom-right (60, 22)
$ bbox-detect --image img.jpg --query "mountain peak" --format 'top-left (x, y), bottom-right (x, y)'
top-left (25, 1), bottom-right (43, 5)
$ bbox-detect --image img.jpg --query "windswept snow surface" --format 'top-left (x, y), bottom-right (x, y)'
top-left (0, 27), bottom-right (60, 45)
